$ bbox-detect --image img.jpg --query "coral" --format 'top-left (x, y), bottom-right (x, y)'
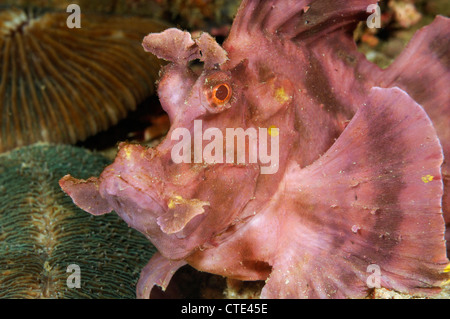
top-left (0, 8), bottom-right (168, 153)
top-left (61, 0), bottom-right (450, 298)
top-left (0, 144), bottom-right (156, 298)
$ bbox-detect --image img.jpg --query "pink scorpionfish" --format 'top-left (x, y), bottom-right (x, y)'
top-left (60, 0), bottom-right (450, 298)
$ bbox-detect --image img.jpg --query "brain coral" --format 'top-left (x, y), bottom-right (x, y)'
top-left (0, 144), bottom-right (156, 298)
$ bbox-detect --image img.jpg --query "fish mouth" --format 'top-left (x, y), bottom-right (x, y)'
top-left (105, 172), bottom-right (167, 228)
top-left (112, 174), bottom-right (208, 244)
top-left (202, 211), bottom-right (257, 249)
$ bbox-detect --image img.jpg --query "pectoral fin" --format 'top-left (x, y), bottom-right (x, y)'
top-left (377, 16), bottom-right (450, 236)
top-left (262, 87), bottom-right (448, 298)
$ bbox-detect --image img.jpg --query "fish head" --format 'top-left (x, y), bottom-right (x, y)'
top-left (131, 28), bottom-right (289, 258)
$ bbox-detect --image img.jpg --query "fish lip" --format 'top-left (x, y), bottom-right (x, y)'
top-left (105, 171), bottom-right (167, 218)
top-left (206, 213), bottom-right (257, 247)
top-left (144, 191), bottom-right (166, 215)
top-left (131, 184), bottom-right (167, 216)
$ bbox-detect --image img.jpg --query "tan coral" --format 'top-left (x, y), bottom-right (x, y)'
top-left (0, 8), bottom-right (168, 152)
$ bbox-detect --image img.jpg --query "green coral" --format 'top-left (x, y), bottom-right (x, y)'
top-left (0, 143), bottom-right (156, 299)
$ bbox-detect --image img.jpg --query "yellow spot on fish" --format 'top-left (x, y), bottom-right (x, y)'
top-left (268, 126), bottom-right (279, 137)
top-left (422, 175), bottom-right (434, 183)
top-left (123, 146), bottom-right (133, 160)
top-left (168, 195), bottom-right (184, 209)
top-left (275, 87), bottom-right (291, 104)
top-left (444, 264), bottom-right (450, 273)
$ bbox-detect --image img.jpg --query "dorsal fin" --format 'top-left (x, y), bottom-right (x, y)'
top-left (227, 0), bottom-right (378, 44)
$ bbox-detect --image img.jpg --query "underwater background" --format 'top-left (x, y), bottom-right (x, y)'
top-left (0, 0), bottom-right (449, 299)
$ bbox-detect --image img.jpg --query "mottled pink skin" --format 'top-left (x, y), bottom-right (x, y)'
top-left (60, 0), bottom-right (450, 298)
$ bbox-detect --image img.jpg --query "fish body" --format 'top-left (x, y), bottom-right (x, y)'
top-left (60, 0), bottom-right (450, 298)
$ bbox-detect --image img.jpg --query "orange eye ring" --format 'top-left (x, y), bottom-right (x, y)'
top-left (212, 83), bottom-right (232, 105)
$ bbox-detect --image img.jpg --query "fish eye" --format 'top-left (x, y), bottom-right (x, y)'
top-left (201, 72), bottom-right (233, 113)
top-left (212, 83), bottom-right (232, 105)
